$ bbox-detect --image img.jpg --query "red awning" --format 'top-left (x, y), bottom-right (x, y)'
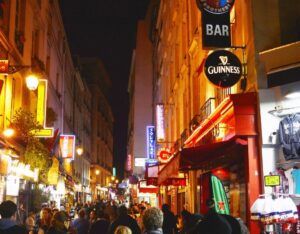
top-left (138, 180), bottom-right (159, 193)
top-left (180, 136), bottom-right (248, 171)
top-left (184, 92), bottom-right (258, 147)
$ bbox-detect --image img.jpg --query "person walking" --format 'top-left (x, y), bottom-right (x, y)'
top-left (37, 207), bottom-right (52, 234)
top-left (72, 208), bottom-right (90, 234)
top-left (114, 225), bottom-right (132, 234)
top-left (47, 211), bottom-right (76, 234)
top-left (108, 205), bottom-right (141, 234)
top-left (194, 199), bottom-right (232, 234)
top-left (161, 204), bottom-right (177, 234)
top-left (25, 211), bottom-right (36, 234)
top-left (0, 200), bottom-right (28, 234)
top-left (88, 210), bottom-right (110, 234)
top-left (142, 207), bottom-right (163, 234)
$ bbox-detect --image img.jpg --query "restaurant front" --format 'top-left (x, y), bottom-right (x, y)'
top-left (157, 92), bottom-right (261, 233)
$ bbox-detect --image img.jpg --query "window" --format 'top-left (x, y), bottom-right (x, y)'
top-left (15, 0), bottom-right (25, 54)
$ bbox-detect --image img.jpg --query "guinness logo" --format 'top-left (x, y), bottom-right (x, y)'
top-left (196, 0), bottom-right (235, 14)
top-left (219, 56), bottom-right (228, 65)
top-left (204, 50), bottom-right (242, 88)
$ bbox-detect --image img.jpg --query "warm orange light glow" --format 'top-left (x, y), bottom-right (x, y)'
top-left (26, 75), bottom-right (39, 91)
top-left (95, 170), bottom-right (100, 175)
top-left (3, 128), bottom-right (15, 138)
top-left (76, 147), bottom-right (83, 155)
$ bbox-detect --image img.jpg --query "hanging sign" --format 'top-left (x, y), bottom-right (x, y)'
top-left (196, 0), bottom-right (235, 14)
top-left (60, 135), bottom-right (76, 159)
top-left (204, 50), bottom-right (242, 88)
top-left (196, 0), bottom-right (234, 48)
top-left (0, 60), bottom-right (8, 74)
top-left (156, 104), bottom-right (165, 142)
top-left (201, 11), bottom-right (231, 48)
top-left (264, 175), bottom-right (280, 187)
top-left (146, 126), bottom-right (156, 160)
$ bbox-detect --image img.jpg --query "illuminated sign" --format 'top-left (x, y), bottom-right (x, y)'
top-left (264, 175), bottom-right (280, 187)
top-left (6, 175), bottom-right (19, 196)
top-left (196, 0), bottom-right (235, 14)
top-left (146, 126), bottom-right (156, 160)
top-left (157, 148), bottom-right (172, 163)
top-left (135, 158), bottom-right (146, 167)
top-left (0, 60), bottom-right (8, 74)
top-left (156, 104), bottom-right (165, 142)
top-left (204, 50), bottom-right (242, 88)
top-left (60, 135), bottom-right (76, 159)
top-left (113, 167), bottom-right (116, 176)
top-left (32, 79), bottom-right (54, 137)
top-left (8, 160), bottom-right (39, 182)
top-left (126, 154), bottom-right (132, 172)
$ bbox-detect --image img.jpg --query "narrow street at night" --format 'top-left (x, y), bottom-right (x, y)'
top-left (0, 0), bottom-right (300, 234)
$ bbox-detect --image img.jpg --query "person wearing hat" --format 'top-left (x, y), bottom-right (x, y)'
top-left (0, 200), bottom-right (28, 234)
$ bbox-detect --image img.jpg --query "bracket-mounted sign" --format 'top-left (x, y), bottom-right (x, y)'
top-left (196, 0), bottom-right (235, 49)
top-left (204, 50), bottom-right (242, 88)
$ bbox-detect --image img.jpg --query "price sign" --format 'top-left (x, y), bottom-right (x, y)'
top-left (264, 175), bottom-right (280, 187)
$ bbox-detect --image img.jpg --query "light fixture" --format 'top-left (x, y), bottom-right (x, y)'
top-left (3, 128), bottom-right (15, 138)
top-left (95, 170), bottom-right (99, 175)
top-left (111, 176), bottom-right (115, 181)
top-left (285, 91), bottom-right (300, 99)
top-left (26, 74), bottom-right (39, 91)
top-left (115, 179), bottom-right (119, 183)
top-left (76, 147), bottom-right (83, 156)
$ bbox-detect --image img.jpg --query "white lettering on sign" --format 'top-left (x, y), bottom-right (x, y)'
top-left (207, 66), bottom-right (240, 74)
top-left (206, 24), bottom-right (229, 36)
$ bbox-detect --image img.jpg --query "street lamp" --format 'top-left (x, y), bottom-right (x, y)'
top-left (76, 147), bottom-right (83, 156)
top-left (25, 74), bottom-right (39, 91)
top-left (2, 128), bottom-right (15, 138)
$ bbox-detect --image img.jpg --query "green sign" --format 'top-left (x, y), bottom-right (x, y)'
top-left (264, 175), bottom-right (280, 187)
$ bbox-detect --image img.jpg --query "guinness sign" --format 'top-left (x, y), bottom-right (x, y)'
top-left (204, 50), bottom-right (242, 88)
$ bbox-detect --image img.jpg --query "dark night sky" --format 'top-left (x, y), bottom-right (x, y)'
top-left (60, 0), bottom-right (150, 179)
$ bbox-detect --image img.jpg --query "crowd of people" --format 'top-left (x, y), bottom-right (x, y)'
top-left (0, 199), bottom-right (249, 234)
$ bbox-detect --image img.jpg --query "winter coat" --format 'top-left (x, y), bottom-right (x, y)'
top-left (162, 210), bottom-right (177, 234)
top-left (194, 209), bottom-right (232, 234)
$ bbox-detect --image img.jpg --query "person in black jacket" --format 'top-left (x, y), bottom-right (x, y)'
top-left (0, 200), bottom-right (28, 234)
top-left (161, 204), bottom-right (178, 234)
top-left (108, 205), bottom-right (141, 234)
top-left (194, 199), bottom-right (232, 234)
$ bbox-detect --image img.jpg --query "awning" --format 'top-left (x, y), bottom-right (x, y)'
top-left (158, 153), bottom-right (186, 185)
top-left (138, 180), bottom-right (158, 193)
top-left (180, 136), bottom-right (248, 171)
top-left (184, 92), bottom-right (257, 147)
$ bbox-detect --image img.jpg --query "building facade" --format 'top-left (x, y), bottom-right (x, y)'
top-left (150, 0), bottom-right (261, 233)
top-left (127, 1), bottom-right (155, 204)
top-left (0, 0), bottom-right (92, 209)
top-left (79, 58), bottom-right (114, 200)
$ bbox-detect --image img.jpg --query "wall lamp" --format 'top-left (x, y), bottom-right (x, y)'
top-left (0, 60), bottom-right (41, 91)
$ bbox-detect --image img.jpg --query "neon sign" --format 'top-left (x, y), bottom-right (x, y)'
top-left (60, 134), bottom-right (76, 159)
top-left (146, 126), bottom-right (156, 160)
top-left (156, 104), bottom-right (165, 142)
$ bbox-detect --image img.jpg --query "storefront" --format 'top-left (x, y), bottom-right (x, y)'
top-left (157, 92), bottom-right (261, 233)
top-left (256, 43), bottom-right (300, 233)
